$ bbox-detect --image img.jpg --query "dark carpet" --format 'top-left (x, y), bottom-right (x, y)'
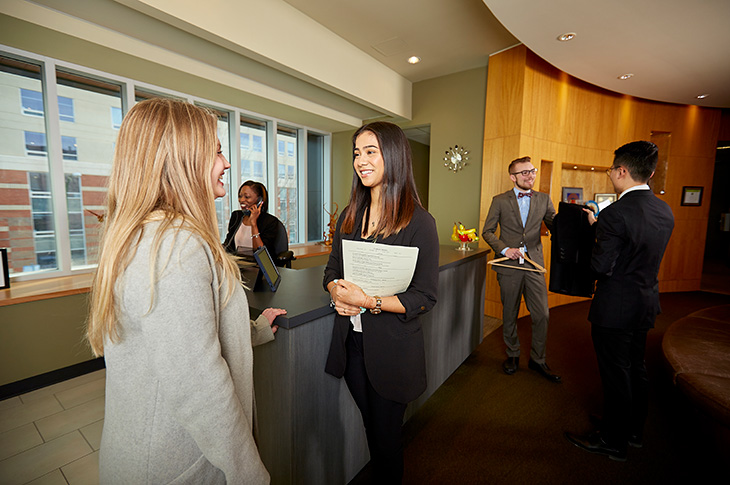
top-left (352, 291), bottom-right (730, 484)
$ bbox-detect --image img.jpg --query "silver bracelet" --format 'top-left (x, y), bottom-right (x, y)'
top-left (252, 233), bottom-right (261, 239)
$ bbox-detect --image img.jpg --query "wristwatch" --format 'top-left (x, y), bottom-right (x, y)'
top-left (369, 296), bottom-right (382, 314)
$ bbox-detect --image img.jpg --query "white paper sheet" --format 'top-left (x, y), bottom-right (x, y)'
top-left (341, 240), bottom-right (419, 296)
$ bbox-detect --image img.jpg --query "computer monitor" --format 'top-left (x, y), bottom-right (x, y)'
top-left (253, 245), bottom-right (281, 292)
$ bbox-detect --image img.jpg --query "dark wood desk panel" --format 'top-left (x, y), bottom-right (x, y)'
top-left (251, 246), bottom-right (488, 484)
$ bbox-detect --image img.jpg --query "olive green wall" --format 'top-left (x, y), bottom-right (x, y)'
top-left (331, 67), bottom-right (487, 244)
top-left (0, 14), bottom-right (355, 133)
top-left (0, 294), bottom-right (93, 386)
top-left (409, 139), bottom-right (430, 210)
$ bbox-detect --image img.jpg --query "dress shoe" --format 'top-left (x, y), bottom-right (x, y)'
top-left (589, 414), bottom-right (643, 448)
top-left (502, 357), bottom-right (519, 375)
top-left (527, 359), bottom-right (562, 383)
top-left (565, 431), bottom-right (627, 462)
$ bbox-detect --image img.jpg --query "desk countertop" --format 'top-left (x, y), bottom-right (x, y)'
top-left (245, 246), bottom-right (489, 329)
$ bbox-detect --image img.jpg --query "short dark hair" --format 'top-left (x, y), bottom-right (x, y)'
top-left (239, 180), bottom-right (269, 213)
top-left (613, 141), bottom-right (658, 183)
top-left (508, 156), bottom-right (531, 174)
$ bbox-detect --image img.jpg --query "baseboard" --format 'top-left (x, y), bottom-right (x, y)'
top-left (0, 358), bottom-right (105, 401)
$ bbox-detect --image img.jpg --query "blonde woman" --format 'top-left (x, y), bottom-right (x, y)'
top-left (88, 98), bottom-right (273, 484)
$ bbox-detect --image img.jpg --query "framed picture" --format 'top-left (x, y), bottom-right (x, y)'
top-left (0, 248), bottom-right (9, 290)
top-left (562, 187), bottom-right (583, 204)
top-left (681, 186), bottom-right (703, 206)
top-left (594, 193), bottom-right (617, 204)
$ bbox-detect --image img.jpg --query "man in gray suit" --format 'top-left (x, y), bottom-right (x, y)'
top-left (482, 156), bottom-right (560, 382)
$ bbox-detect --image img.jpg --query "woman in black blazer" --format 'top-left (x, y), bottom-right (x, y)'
top-left (323, 122), bottom-right (438, 484)
top-left (223, 181), bottom-right (288, 259)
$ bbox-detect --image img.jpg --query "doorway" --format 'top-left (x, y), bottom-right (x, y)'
top-left (701, 141), bottom-right (730, 295)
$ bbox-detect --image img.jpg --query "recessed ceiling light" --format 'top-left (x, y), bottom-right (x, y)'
top-left (618, 73), bottom-right (633, 80)
top-left (407, 56), bottom-right (421, 64)
top-left (696, 94), bottom-right (709, 99)
top-left (557, 32), bottom-right (576, 42)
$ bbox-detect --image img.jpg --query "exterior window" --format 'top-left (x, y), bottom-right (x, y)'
top-left (275, 126), bottom-right (298, 243)
top-left (307, 132), bottom-right (325, 242)
top-left (111, 106), bottom-right (122, 129)
top-left (61, 136), bottom-right (77, 160)
top-left (24, 131), bottom-right (47, 157)
top-left (58, 96), bottom-right (74, 122)
top-left (57, 68), bottom-right (122, 269)
top-left (253, 161), bottom-right (264, 178)
top-left (20, 88), bottom-right (44, 116)
top-left (28, 172), bottom-right (56, 270)
top-left (240, 116), bottom-right (267, 186)
top-left (253, 135), bottom-right (262, 152)
top-left (20, 89), bottom-right (75, 121)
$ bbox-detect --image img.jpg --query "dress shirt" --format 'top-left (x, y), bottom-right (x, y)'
top-left (619, 184), bottom-right (650, 199)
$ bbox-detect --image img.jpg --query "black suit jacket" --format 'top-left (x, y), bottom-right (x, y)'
top-left (589, 190), bottom-right (674, 329)
top-left (323, 205), bottom-right (439, 403)
top-left (223, 210), bottom-right (288, 258)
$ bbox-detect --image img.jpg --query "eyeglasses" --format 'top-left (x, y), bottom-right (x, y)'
top-left (510, 168), bottom-right (538, 177)
top-left (605, 166), bottom-right (622, 176)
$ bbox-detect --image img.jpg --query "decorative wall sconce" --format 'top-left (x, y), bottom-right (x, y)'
top-left (443, 145), bottom-right (469, 172)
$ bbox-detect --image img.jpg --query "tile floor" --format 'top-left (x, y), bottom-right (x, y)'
top-left (0, 370), bottom-right (105, 485)
top-left (0, 315), bottom-right (501, 485)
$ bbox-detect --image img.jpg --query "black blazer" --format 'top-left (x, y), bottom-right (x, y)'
top-left (323, 205), bottom-right (439, 403)
top-left (223, 210), bottom-right (288, 258)
top-left (549, 202), bottom-right (595, 297)
top-left (588, 190), bottom-right (674, 329)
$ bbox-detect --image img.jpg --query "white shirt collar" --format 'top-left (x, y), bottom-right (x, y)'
top-left (619, 184), bottom-right (650, 199)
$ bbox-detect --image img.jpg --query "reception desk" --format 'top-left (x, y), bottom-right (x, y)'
top-left (248, 246), bottom-right (488, 484)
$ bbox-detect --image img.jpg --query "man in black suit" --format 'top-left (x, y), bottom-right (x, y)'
top-left (566, 141), bottom-right (674, 461)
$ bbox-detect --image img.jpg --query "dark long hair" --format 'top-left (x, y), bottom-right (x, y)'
top-left (240, 180), bottom-right (269, 213)
top-left (341, 121), bottom-right (422, 238)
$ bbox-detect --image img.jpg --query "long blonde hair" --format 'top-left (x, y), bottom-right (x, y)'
top-left (87, 98), bottom-right (239, 356)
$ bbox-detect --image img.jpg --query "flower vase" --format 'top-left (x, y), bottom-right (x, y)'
top-left (456, 241), bottom-right (472, 251)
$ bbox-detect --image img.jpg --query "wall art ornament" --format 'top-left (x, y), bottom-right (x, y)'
top-left (443, 145), bottom-right (469, 172)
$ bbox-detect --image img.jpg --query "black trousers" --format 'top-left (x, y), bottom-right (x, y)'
top-left (591, 324), bottom-right (649, 448)
top-left (344, 328), bottom-right (408, 484)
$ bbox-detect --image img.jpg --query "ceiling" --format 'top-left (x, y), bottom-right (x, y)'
top-left (284, 0), bottom-right (730, 109)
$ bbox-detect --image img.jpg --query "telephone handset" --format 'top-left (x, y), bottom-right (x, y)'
top-left (243, 196), bottom-right (263, 216)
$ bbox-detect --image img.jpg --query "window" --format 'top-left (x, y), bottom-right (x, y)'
top-left (2, 48), bottom-right (330, 280)
top-left (56, 69), bottom-right (122, 269)
top-left (61, 136), bottom-right (77, 160)
top-left (24, 131), bottom-right (47, 157)
top-left (240, 117), bottom-right (267, 185)
top-left (307, 132), bottom-right (325, 242)
top-left (111, 106), bottom-right (122, 129)
top-left (20, 88), bottom-right (74, 121)
top-left (58, 96), bottom-right (74, 122)
top-left (275, 126), bottom-right (298, 243)
top-left (20, 88), bottom-right (43, 116)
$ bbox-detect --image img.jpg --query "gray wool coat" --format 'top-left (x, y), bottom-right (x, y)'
top-left (100, 221), bottom-right (273, 484)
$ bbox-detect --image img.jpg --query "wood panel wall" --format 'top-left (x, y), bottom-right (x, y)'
top-left (480, 45), bottom-right (722, 319)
